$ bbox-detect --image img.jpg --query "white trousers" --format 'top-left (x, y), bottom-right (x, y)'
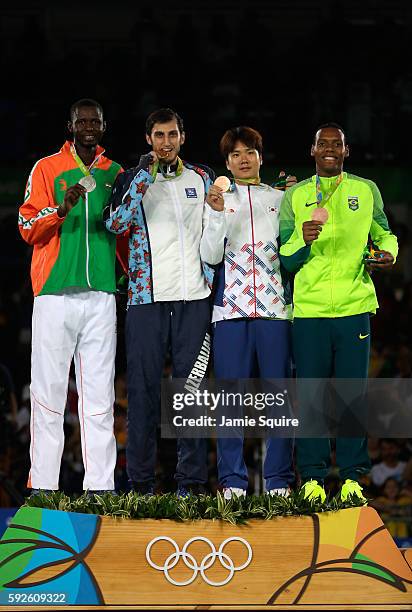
top-left (29, 290), bottom-right (117, 491)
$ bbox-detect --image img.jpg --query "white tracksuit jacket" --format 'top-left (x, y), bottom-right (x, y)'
top-left (200, 182), bottom-right (292, 322)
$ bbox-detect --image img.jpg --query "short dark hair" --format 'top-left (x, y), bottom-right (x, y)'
top-left (145, 108), bottom-right (184, 136)
top-left (219, 126), bottom-right (263, 160)
top-left (70, 98), bottom-right (103, 121)
top-left (313, 122), bottom-right (346, 144)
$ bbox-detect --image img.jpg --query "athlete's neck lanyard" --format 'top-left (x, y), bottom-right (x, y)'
top-left (315, 173), bottom-right (343, 207)
top-left (150, 157), bottom-right (184, 180)
top-left (70, 143), bottom-right (100, 176)
top-left (235, 177), bottom-right (261, 186)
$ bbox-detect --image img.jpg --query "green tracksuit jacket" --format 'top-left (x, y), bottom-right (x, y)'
top-left (279, 173), bottom-right (398, 318)
top-left (18, 141), bottom-right (122, 296)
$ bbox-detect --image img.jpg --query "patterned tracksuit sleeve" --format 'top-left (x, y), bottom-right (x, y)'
top-left (105, 169), bottom-right (153, 234)
top-left (279, 187), bottom-right (311, 273)
top-left (367, 180), bottom-right (399, 260)
top-left (18, 162), bottom-right (64, 246)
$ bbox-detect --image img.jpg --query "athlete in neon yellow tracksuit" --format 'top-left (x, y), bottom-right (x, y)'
top-left (279, 122), bottom-right (398, 502)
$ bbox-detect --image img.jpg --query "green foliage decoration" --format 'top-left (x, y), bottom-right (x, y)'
top-left (24, 490), bottom-right (366, 525)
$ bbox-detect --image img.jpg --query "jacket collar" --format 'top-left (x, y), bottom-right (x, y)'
top-left (61, 140), bottom-right (105, 165)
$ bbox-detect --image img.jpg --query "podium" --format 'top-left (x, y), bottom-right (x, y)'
top-left (0, 505), bottom-right (411, 609)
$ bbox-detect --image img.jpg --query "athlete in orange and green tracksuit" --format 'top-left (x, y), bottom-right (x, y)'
top-left (279, 123), bottom-right (398, 500)
top-left (18, 99), bottom-right (122, 494)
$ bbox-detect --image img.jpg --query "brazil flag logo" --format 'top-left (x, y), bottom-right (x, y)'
top-left (348, 196), bottom-right (359, 211)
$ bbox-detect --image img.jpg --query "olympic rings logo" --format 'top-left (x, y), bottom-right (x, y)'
top-left (146, 536), bottom-right (252, 587)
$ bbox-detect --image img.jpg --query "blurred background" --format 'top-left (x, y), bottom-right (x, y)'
top-left (1, 0), bottom-right (412, 545)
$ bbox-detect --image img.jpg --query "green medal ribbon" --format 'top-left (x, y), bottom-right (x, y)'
top-left (150, 156), bottom-right (184, 180)
top-left (70, 143), bottom-right (99, 176)
top-left (315, 173), bottom-right (343, 207)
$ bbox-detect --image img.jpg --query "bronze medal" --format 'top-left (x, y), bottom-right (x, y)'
top-left (311, 207), bottom-right (329, 224)
top-left (214, 176), bottom-right (231, 192)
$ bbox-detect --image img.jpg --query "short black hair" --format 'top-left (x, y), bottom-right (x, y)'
top-left (145, 108), bottom-right (184, 136)
top-left (313, 122), bottom-right (346, 144)
top-left (219, 126), bottom-right (263, 160)
top-left (70, 98), bottom-right (103, 121)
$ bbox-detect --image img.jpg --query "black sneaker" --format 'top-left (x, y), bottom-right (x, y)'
top-left (129, 481), bottom-right (154, 495)
top-left (177, 483), bottom-right (207, 498)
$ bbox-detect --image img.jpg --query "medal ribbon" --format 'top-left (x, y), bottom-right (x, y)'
top-left (235, 177), bottom-right (261, 186)
top-left (315, 173), bottom-right (343, 207)
top-left (150, 156), bottom-right (184, 180)
top-left (70, 143), bottom-right (100, 176)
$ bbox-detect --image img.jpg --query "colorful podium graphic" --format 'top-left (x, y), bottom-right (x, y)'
top-left (0, 508), bottom-right (101, 606)
top-left (0, 506), bottom-right (411, 607)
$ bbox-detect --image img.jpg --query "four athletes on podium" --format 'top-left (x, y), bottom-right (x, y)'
top-left (19, 101), bottom-right (397, 500)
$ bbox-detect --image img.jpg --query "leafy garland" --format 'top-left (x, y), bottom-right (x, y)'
top-left (24, 491), bottom-right (366, 525)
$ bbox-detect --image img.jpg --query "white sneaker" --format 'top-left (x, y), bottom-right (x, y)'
top-left (268, 488), bottom-right (290, 497)
top-left (223, 487), bottom-right (247, 500)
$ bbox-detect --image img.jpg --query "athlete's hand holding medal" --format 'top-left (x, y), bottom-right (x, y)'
top-left (57, 174), bottom-right (98, 217)
top-left (136, 151), bottom-right (159, 174)
top-left (58, 143), bottom-right (99, 217)
top-left (206, 176), bottom-right (230, 212)
top-left (302, 174), bottom-right (341, 245)
top-left (302, 207), bottom-right (329, 245)
top-left (57, 182), bottom-right (87, 217)
top-left (136, 149), bottom-right (181, 177)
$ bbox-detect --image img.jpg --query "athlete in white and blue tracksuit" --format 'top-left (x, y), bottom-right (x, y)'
top-left (200, 131), bottom-right (294, 494)
top-left (105, 111), bottom-right (215, 494)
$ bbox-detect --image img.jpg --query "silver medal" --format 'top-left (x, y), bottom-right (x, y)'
top-left (79, 175), bottom-right (96, 192)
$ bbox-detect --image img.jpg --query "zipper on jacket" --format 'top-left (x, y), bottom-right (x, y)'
top-left (85, 193), bottom-right (91, 287)
top-left (330, 197), bottom-right (335, 315)
top-left (247, 186), bottom-right (257, 317)
top-left (171, 182), bottom-right (187, 300)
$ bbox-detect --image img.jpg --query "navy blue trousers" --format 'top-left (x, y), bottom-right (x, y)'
top-left (126, 299), bottom-right (211, 487)
top-left (213, 318), bottom-right (294, 491)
